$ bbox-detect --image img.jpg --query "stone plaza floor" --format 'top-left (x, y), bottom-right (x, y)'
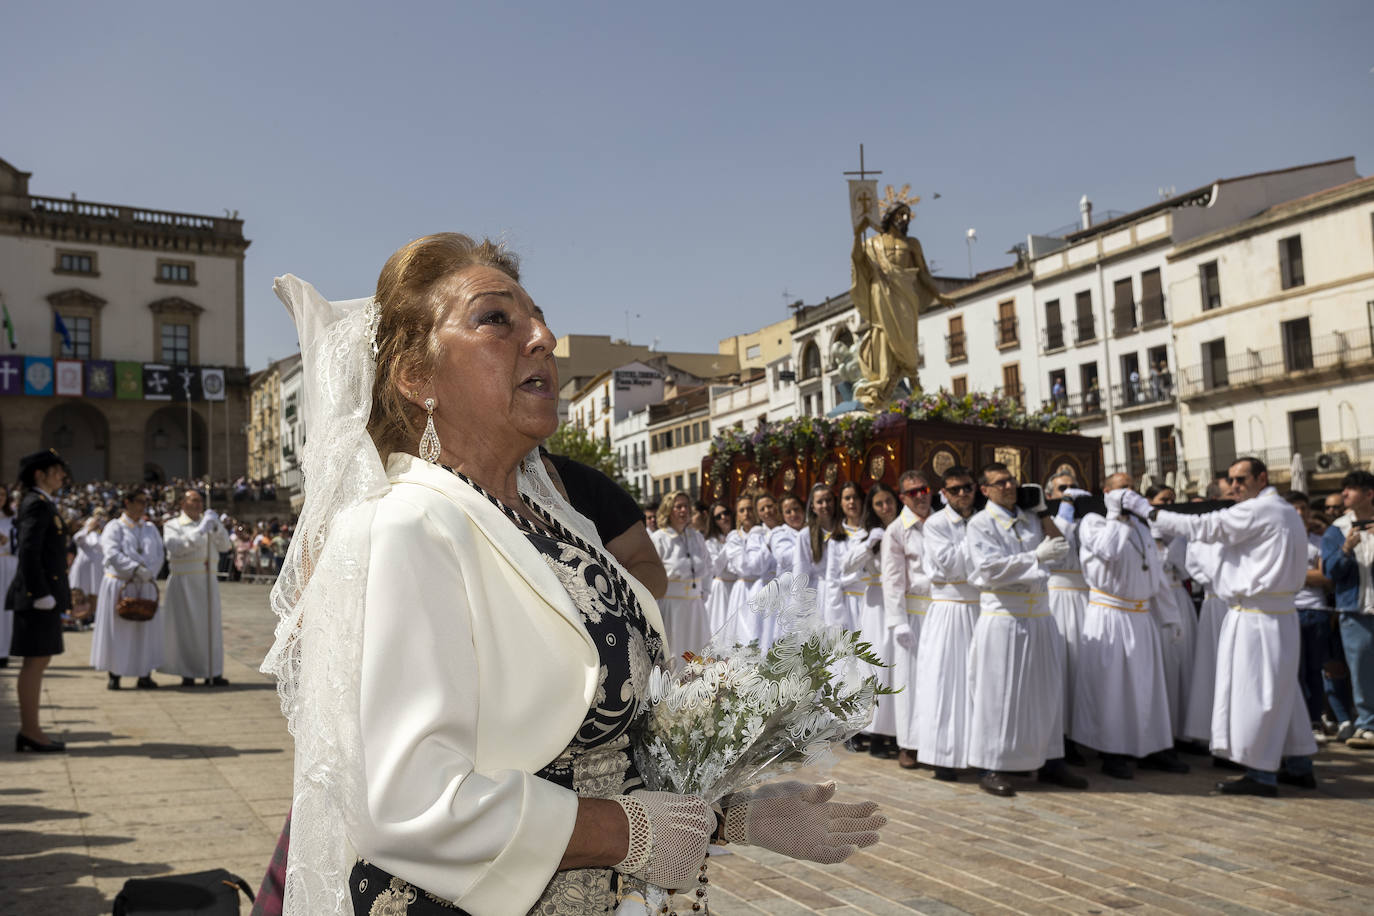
top-left (3, 581), bottom-right (1374, 914)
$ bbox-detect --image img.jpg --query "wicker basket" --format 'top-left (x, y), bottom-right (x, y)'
top-left (116, 582), bottom-right (159, 622)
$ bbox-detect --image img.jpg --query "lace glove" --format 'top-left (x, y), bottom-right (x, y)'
top-left (33, 595), bottom-right (56, 610)
top-left (722, 781), bottom-right (884, 864)
top-left (893, 622), bottom-right (915, 652)
top-left (1033, 537), bottom-right (1068, 566)
top-left (1120, 489), bottom-right (1152, 519)
top-left (612, 791), bottom-right (712, 889)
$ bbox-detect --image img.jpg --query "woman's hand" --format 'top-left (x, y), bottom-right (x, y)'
top-left (611, 791), bottom-right (713, 890)
top-left (723, 781), bottom-right (884, 864)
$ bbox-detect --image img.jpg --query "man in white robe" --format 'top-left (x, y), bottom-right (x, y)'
top-left (1072, 474), bottom-right (1189, 779)
top-left (1151, 456), bottom-right (1318, 796)
top-left (1046, 471), bottom-right (1090, 765)
top-left (966, 462), bottom-right (1089, 797)
top-left (915, 467), bottom-right (982, 781)
top-left (881, 469), bottom-right (932, 769)
top-left (161, 489), bottom-right (235, 685)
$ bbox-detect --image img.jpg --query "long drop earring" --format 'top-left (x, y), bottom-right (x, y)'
top-left (419, 397), bottom-right (442, 463)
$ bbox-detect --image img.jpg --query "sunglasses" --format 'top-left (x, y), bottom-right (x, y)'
top-left (945, 483), bottom-right (974, 495)
top-left (1225, 475), bottom-right (1251, 485)
top-left (713, 511), bottom-right (732, 520)
top-left (985, 478), bottom-right (1017, 489)
top-left (1053, 484), bottom-right (1071, 494)
top-left (903, 486), bottom-right (931, 498)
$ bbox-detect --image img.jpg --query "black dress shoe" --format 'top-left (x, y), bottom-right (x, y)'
top-left (1175, 739), bottom-right (1209, 756)
top-left (15, 733), bottom-right (66, 753)
top-left (1039, 761), bottom-right (1090, 789)
top-left (1277, 770), bottom-right (1318, 789)
top-left (1062, 739), bottom-right (1086, 766)
top-left (1212, 755), bottom-right (1245, 771)
top-left (135, 676), bottom-right (159, 689)
top-left (1216, 775), bottom-right (1278, 797)
top-left (869, 736), bottom-right (899, 759)
top-left (979, 771), bottom-right (1016, 797)
top-left (107, 674), bottom-right (121, 690)
top-left (1139, 749), bottom-right (1190, 774)
top-left (206, 676), bottom-right (230, 687)
top-left (933, 767), bottom-right (959, 782)
top-left (0, 656), bottom-right (8, 668)
top-left (1100, 755), bottom-right (1134, 780)
top-left (181, 677), bottom-right (196, 687)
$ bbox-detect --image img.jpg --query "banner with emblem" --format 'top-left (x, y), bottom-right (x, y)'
top-left (171, 364), bottom-right (202, 402)
top-left (143, 363), bottom-right (173, 400)
top-left (86, 360), bottom-right (115, 398)
top-left (23, 357), bottom-right (54, 396)
top-left (848, 179), bottom-right (879, 230)
top-left (116, 361), bottom-right (143, 399)
top-left (201, 367), bottom-right (226, 401)
top-left (0, 355), bottom-right (22, 396)
top-left (55, 359), bottom-right (83, 396)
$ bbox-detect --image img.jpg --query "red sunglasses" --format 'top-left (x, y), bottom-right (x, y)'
top-left (903, 486), bottom-right (931, 498)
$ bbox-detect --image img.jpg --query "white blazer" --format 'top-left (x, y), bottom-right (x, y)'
top-left (352, 453), bottom-right (665, 915)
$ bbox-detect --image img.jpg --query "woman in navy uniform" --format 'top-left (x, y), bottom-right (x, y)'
top-left (8, 449), bottom-right (72, 752)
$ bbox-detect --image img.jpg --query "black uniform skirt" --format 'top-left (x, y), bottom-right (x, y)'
top-left (9, 608), bottom-right (64, 657)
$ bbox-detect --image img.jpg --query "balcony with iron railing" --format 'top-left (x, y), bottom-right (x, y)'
top-left (1107, 437), bottom-right (1374, 493)
top-left (1043, 322), bottom-right (1066, 353)
top-left (992, 384), bottom-right (1024, 406)
top-left (1042, 389), bottom-right (1107, 422)
top-left (994, 316), bottom-right (1019, 350)
top-left (946, 331), bottom-right (967, 362)
top-left (1073, 317), bottom-right (1097, 344)
top-left (1112, 304), bottom-right (1138, 337)
top-left (1110, 378), bottom-right (1176, 412)
top-left (1178, 325), bottom-right (1374, 400)
top-left (1139, 293), bottom-right (1167, 328)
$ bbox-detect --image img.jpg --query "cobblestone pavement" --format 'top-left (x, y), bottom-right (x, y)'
top-left (3, 582), bottom-right (1374, 914)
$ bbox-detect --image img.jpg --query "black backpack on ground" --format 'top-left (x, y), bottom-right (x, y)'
top-left (112, 868), bottom-right (255, 915)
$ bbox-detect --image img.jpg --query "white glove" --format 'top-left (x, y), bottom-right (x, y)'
top-left (1033, 537), bottom-right (1069, 566)
top-left (33, 595), bottom-right (56, 610)
top-left (722, 781), bottom-right (884, 864)
top-left (612, 791), bottom-right (712, 890)
top-left (1062, 487), bottom-right (1091, 501)
top-left (893, 623), bottom-right (915, 652)
top-left (198, 509), bottom-right (221, 531)
top-left (1121, 489), bottom-right (1152, 519)
top-left (133, 566), bottom-right (153, 583)
top-left (1104, 489), bottom-right (1126, 520)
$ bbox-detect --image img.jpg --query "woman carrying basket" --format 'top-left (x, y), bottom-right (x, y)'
top-left (90, 489), bottom-right (165, 690)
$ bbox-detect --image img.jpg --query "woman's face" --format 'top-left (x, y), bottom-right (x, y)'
top-left (782, 498), bottom-right (805, 530)
top-left (872, 490), bottom-right (898, 527)
top-left (670, 495), bottom-right (691, 530)
top-left (712, 504), bottom-right (733, 534)
top-left (840, 486), bottom-right (864, 524)
top-left (810, 488), bottom-right (835, 525)
top-left (736, 499), bottom-right (756, 531)
top-left (756, 496), bottom-right (779, 528)
top-left (419, 266), bottom-right (558, 464)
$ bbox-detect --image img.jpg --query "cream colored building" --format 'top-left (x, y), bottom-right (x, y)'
top-left (0, 155), bottom-right (250, 482)
top-left (553, 333), bottom-right (738, 420)
top-left (718, 316), bottom-right (794, 373)
top-left (1167, 173), bottom-right (1374, 491)
top-left (247, 353), bottom-right (300, 482)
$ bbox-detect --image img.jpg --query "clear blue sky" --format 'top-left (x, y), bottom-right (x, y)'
top-left (5, 1), bottom-right (1372, 370)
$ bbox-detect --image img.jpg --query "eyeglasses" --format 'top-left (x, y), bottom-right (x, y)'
top-left (945, 483), bottom-right (974, 496)
top-left (985, 478), bottom-right (1017, 489)
top-left (903, 486), bottom-right (931, 498)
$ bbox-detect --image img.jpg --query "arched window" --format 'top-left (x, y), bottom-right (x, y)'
top-left (800, 341), bottom-right (821, 380)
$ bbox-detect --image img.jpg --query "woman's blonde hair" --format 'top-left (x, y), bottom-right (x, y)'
top-left (367, 232), bottom-right (521, 462)
top-left (657, 489), bottom-right (691, 529)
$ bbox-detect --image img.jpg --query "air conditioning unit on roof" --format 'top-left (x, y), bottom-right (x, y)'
top-left (1316, 452), bottom-right (1351, 472)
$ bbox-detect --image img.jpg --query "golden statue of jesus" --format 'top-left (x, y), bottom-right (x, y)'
top-left (850, 200), bottom-right (952, 411)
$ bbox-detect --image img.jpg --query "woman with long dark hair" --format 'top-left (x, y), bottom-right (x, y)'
top-left (703, 500), bottom-right (736, 639)
top-left (848, 482), bottom-right (901, 757)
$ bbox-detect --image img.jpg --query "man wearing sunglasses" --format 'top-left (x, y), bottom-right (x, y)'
top-left (1151, 457), bottom-right (1317, 796)
top-left (881, 470), bottom-right (934, 769)
top-left (1071, 473), bottom-right (1188, 780)
top-left (966, 462), bottom-right (1087, 797)
top-left (914, 467), bottom-right (983, 782)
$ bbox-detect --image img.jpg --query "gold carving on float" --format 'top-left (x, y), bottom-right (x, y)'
top-left (782, 467), bottom-right (796, 491)
top-left (868, 454), bottom-right (885, 481)
top-left (994, 446), bottom-right (1025, 482)
top-left (746, 471), bottom-right (759, 491)
top-left (931, 448), bottom-right (956, 478)
top-left (824, 464), bottom-right (839, 486)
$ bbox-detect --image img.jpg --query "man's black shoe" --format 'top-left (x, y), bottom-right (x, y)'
top-left (1216, 775), bottom-right (1277, 797)
top-left (1212, 755), bottom-right (1245, 771)
top-left (135, 676), bottom-right (159, 689)
top-left (1100, 755), bottom-right (1134, 780)
top-left (1063, 739), bottom-right (1086, 766)
top-left (206, 676), bottom-right (230, 687)
top-left (181, 677), bottom-right (196, 687)
top-left (1139, 749), bottom-right (1190, 774)
top-left (1175, 739), bottom-right (1209, 756)
top-left (1039, 761), bottom-right (1090, 789)
top-left (979, 771), bottom-right (1016, 797)
top-left (107, 674), bottom-right (120, 690)
top-left (932, 767), bottom-right (958, 782)
top-left (1277, 770), bottom-right (1317, 789)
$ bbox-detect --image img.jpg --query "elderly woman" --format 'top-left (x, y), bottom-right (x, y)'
top-left (266, 234), bottom-right (881, 916)
top-left (90, 490), bottom-right (165, 690)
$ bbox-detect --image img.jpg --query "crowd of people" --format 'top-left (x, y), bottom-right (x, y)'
top-left (643, 457), bottom-right (1374, 798)
top-left (3, 454), bottom-right (301, 754)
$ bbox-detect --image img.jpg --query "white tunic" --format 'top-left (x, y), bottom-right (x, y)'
top-left (915, 505), bottom-right (980, 768)
top-left (160, 513), bottom-right (234, 679)
top-left (881, 507), bottom-right (929, 750)
top-left (1153, 535), bottom-right (1198, 738)
top-left (68, 526), bottom-right (104, 597)
top-left (1047, 515), bottom-right (1088, 734)
top-left (1182, 539), bottom-right (1227, 742)
top-left (966, 503), bottom-right (1064, 771)
top-left (90, 517), bottom-right (166, 677)
top-left (793, 530), bottom-right (835, 629)
top-left (723, 526), bottom-right (772, 645)
top-left (704, 536), bottom-right (735, 637)
top-left (760, 525), bottom-right (802, 650)
top-left (846, 526), bottom-right (895, 737)
top-left (1153, 488), bottom-right (1318, 770)
top-left (1071, 511), bottom-right (1173, 757)
top-left (650, 525), bottom-right (712, 662)
top-left (0, 516), bottom-right (15, 657)
top-left (826, 523), bottom-right (867, 631)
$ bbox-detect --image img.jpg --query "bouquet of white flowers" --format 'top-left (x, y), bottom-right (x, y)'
top-left (618, 572), bottom-right (889, 914)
